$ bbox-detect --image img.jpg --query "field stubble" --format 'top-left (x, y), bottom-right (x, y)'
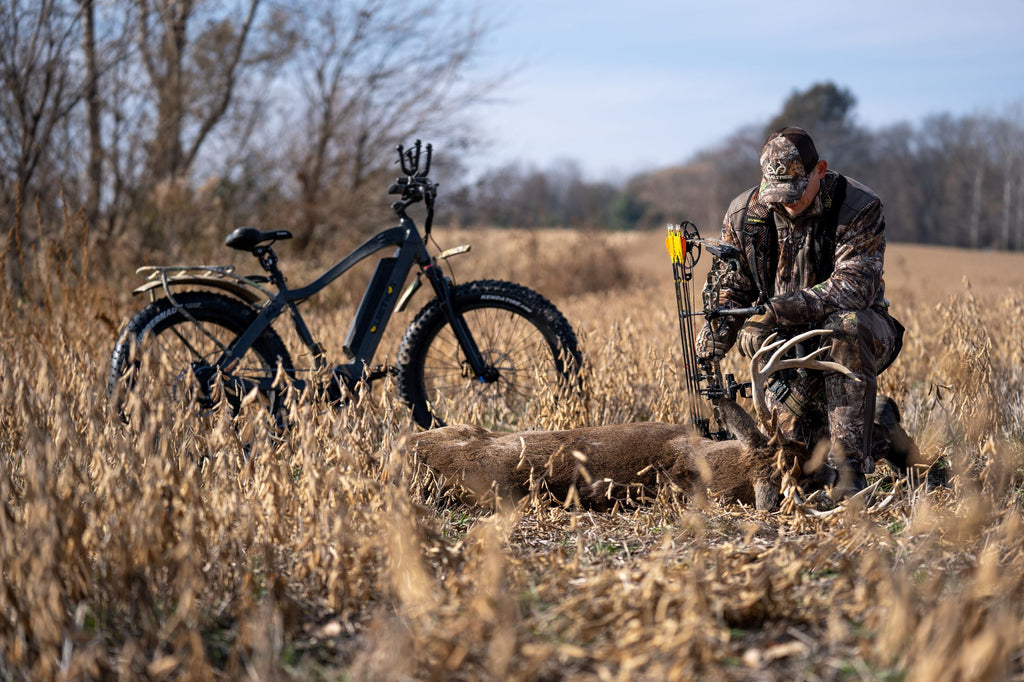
top-left (2, 226), bottom-right (1024, 680)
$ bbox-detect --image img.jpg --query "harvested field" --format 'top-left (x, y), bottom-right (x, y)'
top-left (2, 226), bottom-right (1024, 680)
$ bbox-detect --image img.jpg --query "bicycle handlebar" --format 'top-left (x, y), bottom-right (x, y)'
top-left (387, 176), bottom-right (435, 200)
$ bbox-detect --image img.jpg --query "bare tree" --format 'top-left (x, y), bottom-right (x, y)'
top-left (0, 0), bottom-right (87, 295)
top-left (281, 0), bottom-right (500, 247)
top-left (992, 108), bottom-right (1024, 250)
top-left (3, 0), bottom-right (139, 240)
top-left (79, 0), bottom-right (102, 228)
top-left (134, 0), bottom-right (264, 183)
top-left (622, 125), bottom-right (760, 232)
top-left (0, 0), bottom-right (83, 211)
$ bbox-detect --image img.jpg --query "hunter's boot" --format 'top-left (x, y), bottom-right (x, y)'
top-left (825, 369), bottom-right (876, 471)
top-left (871, 396), bottom-right (919, 472)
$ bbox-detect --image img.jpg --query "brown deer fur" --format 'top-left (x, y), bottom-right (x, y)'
top-left (406, 398), bottom-right (838, 511)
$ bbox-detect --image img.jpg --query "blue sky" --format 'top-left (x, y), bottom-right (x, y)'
top-left (463, 0), bottom-right (1024, 181)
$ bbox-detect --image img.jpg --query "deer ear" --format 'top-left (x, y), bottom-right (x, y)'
top-left (716, 398), bottom-right (767, 449)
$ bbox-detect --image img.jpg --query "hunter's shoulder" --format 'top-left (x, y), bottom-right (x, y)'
top-left (832, 171), bottom-right (881, 215)
top-left (725, 186), bottom-right (759, 221)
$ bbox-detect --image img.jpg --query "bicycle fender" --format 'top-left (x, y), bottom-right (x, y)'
top-left (396, 275), bottom-right (423, 313)
top-left (436, 244), bottom-right (471, 261)
top-left (132, 277), bottom-right (263, 306)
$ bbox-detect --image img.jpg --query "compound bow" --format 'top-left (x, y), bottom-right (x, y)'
top-left (666, 222), bottom-right (765, 440)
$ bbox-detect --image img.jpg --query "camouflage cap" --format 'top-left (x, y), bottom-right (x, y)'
top-left (758, 127), bottom-right (819, 203)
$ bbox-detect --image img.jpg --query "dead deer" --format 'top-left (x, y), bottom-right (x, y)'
top-left (406, 329), bottom-right (858, 511)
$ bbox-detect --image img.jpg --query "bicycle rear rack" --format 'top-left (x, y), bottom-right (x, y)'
top-left (133, 265), bottom-right (275, 305)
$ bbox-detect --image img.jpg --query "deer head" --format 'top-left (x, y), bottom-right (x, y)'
top-left (717, 329), bottom-right (856, 504)
top-left (711, 389), bottom-right (837, 509)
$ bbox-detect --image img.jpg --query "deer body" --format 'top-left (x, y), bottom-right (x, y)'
top-left (407, 398), bottom-right (834, 511)
top-left (405, 331), bottom-right (919, 512)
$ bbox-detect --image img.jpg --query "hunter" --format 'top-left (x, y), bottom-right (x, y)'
top-left (695, 126), bottom-right (904, 496)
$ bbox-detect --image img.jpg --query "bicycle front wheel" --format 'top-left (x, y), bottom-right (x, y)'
top-left (108, 291), bottom-right (293, 422)
top-left (396, 279), bottom-right (581, 429)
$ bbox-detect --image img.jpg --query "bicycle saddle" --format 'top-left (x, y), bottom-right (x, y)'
top-left (225, 226), bottom-right (293, 251)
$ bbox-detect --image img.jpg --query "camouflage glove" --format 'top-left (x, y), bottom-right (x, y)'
top-left (695, 321), bottom-right (727, 362)
top-left (768, 291), bottom-right (818, 328)
top-left (737, 307), bottom-right (778, 358)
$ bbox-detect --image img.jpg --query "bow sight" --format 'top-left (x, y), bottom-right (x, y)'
top-left (665, 223), bottom-right (765, 440)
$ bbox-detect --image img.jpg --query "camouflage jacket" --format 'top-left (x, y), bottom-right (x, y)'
top-left (704, 170), bottom-right (887, 350)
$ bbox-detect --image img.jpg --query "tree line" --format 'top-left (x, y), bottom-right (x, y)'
top-left (450, 84), bottom-right (1024, 252)
top-left (2, 0), bottom-right (1022, 300)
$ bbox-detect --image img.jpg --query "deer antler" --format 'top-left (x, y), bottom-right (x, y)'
top-left (749, 329), bottom-right (860, 429)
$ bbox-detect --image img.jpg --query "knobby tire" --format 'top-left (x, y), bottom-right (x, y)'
top-left (108, 291), bottom-right (292, 422)
top-left (396, 279), bottom-right (581, 429)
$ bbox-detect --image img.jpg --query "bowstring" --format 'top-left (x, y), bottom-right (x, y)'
top-left (667, 224), bottom-right (709, 437)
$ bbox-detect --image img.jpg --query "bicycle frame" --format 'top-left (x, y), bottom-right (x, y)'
top-left (221, 226), bottom-right (408, 387)
top-left (141, 205), bottom-right (485, 401)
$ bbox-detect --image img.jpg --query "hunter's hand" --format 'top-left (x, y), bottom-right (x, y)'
top-left (695, 322), bottom-right (726, 362)
top-left (737, 308), bottom-right (777, 358)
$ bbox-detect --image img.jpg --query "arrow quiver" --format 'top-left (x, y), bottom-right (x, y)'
top-left (666, 223), bottom-right (753, 440)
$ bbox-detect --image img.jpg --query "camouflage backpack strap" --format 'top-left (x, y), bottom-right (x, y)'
top-left (812, 173), bottom-right (848, 282)
top-left (738, 188), bottom-right (777, 304)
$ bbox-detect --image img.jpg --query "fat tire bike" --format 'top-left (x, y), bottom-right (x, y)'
top-left (108, 141), bottom-right (582, 429)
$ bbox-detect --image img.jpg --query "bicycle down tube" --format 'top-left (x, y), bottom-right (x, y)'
top-left (214, 219), bottom-right (494, 394)
top-left (213, 227), bottom-right (412, 384)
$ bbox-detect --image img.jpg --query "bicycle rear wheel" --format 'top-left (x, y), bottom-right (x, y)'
top-left (396, 279), bottom-right (581, 429)
top-left (108, 291), bottom-right (292, 422)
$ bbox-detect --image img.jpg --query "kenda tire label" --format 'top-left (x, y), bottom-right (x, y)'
top-left (480, 294), bottom-right (532, 313)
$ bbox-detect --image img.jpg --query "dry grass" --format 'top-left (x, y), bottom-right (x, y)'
top-left (3, 225), bottom-right (1024, 680)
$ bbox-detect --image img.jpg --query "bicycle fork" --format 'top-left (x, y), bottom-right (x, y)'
top-left (423, 264), bottom-right (496, 383)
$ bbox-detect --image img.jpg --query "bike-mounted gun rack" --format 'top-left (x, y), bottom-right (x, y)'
top-left (389, 140), bottom-right (438, 235)
top-left (398, 139), bottom-right (432, 177)
top-left (666, 223), bottom-right (765, 440)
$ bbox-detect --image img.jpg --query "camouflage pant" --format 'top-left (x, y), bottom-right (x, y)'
top-left (765, 308), bottom-right (903, 474)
